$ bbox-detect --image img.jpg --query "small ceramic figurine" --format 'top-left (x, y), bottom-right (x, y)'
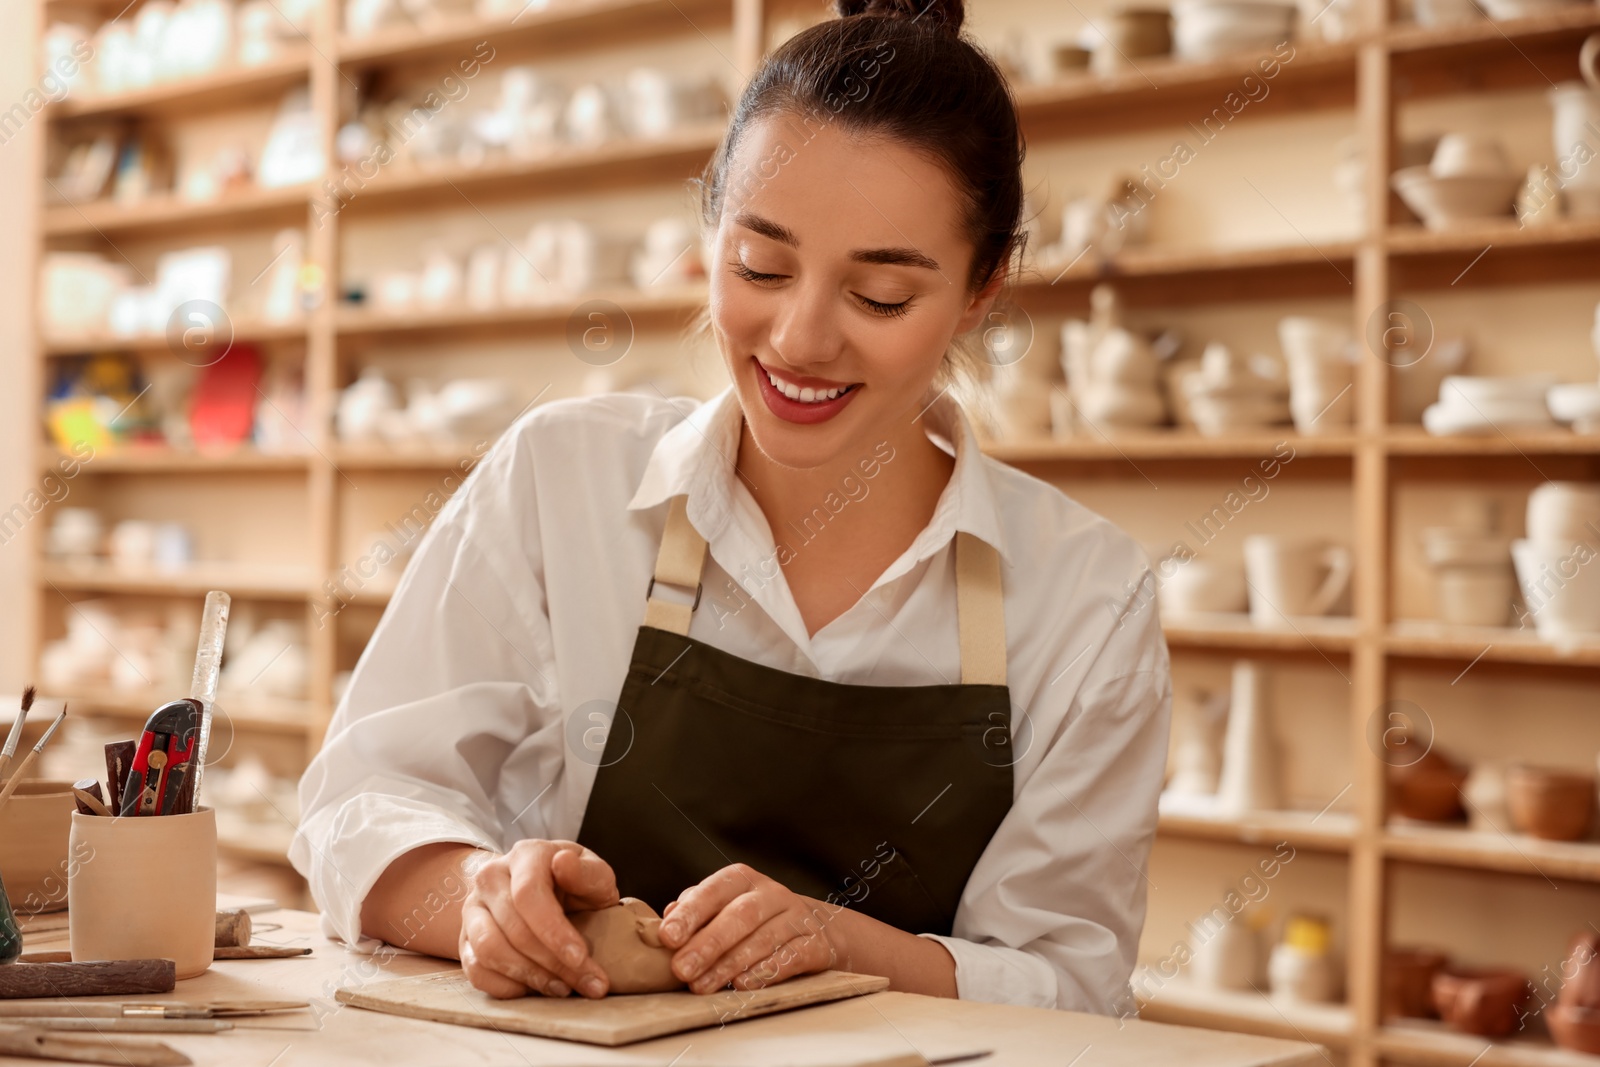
top-left (567, 898), bottom-right (685, 995)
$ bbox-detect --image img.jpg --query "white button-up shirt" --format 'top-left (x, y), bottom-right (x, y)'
top-left (292, 385), bottom-right (1171, 1013)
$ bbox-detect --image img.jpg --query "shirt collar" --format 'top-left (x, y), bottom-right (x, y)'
top-left (627, 385), bottom-right (1011, 567)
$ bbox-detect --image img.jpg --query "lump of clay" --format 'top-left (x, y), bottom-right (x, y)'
top-left (568, 897), bottom-right (685, 995)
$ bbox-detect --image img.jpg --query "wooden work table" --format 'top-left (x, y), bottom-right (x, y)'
top-left (7, 909), bottom-right (1327, 1066)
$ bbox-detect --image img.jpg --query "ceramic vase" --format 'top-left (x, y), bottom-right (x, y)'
top-left (1268, 915), bottom-right (1340, 1004)
top-left (1215, 660), bottom-right (1279, 815)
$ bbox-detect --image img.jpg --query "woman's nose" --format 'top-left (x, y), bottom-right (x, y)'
top-left (767, 280), bottom-right (845, 371)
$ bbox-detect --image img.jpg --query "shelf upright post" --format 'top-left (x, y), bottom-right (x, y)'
top-left (1348, 2), bottom-right (1397, 1061)
top-left (306, 0), bottom-right (342, 756)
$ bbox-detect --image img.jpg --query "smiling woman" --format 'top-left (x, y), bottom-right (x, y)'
top-left (294, 0), bottom-right (1171, 1019)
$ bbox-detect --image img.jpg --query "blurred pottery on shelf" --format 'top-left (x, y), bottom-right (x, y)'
top-left (1511, 538), bottom-right (1600, 640)
top-left (1516, 164), bottom-right (1565, 227)
top-left (1550, 1006), bottom-right (1600, 1055)
top-left (1422, 526), bottom-right (1513, 627)
top-left (1423, 374), bottom-right (1557, 435)
top-left (1392, 166), bottom-right (1520, 230)
top-left (1432, 968), bottom-right (1532, 1037)
top-left (1268, 915), bottom-right (1340, 1004)
top-left (1413, 0), bottom-right (1481, 25)
top-left (1089, 8), bottom-right (1171, 74)
top-left (1181, 343), bottom-right (1291, 436)
top-left (1171, 0), bottom-right (1295, 62)
top-left (1160, 557), bottom-right (1249, 616)
top-left (1384, 947), bottom-right (1449, 1019)
top-left (1526, 482), bottom-right (1600, 548)
top-left (1505, 765), bottom-right (1596, 841)
top-left (1215, 659), bottom-right (1279, 815)
top-left (0, 780), bottom-right (76, 915)
top-left (1548, 384), bottom-right (1600, 433)
top-left (1278, 316), bottom-right (1355, 434)
top-left (1189, 911), bottom-right (1263, 990)
top-left (1478, 0), bottom-right (1585, 17)
top-left (1242, 535), bottom-right (1352, 626)
top-left (1389, 747), bottom-right (1468, 822)
top-left (1560, 929), bottom-right (1600, 1009)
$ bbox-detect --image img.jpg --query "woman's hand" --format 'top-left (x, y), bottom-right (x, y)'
top-left (657, 863), bottom-right (844, 994)
top-left (458, 839), bottom-right (620, 1000)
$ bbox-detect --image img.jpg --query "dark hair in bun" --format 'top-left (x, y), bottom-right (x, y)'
top-left (697, 0), bottom-right (1024, 294)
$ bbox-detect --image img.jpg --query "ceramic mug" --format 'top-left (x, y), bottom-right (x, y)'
top-left (1526, 482), bottom-right (1600, 548)
top-left (1243, 536), bottom-right (1353, 625)
top-left (1511, 538), bottom-right (1600, 640)
top-left (68, 808), bottom-right (217, 978)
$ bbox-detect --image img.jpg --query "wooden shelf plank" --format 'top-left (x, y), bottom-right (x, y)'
top-left (1017, 42), bottom-right (1359, 141)
top-left (42, 322), bottom-right (310, 356)
top-left (49, 53), bottom-right (312, 121)
top-left (1376, 1018), bottom-right (1599, 1066)
top-left (1386, 218), bottom-right (1600, 289)
top-left (43, 184), bottom-right (314, 241)
top-left (1018, 240), bottom-right (1359, 307)
top-left (1136, 973), bottom-right (1353, 1047)
top-left (1383, 823), bottom-right (1600, 883)
top-left (38, 562), bottom-right (314, 599)
top-left (1383, 427), bottom-right (1600, 456)
top-left (1387, 6), bottom-right (1600, 53)
top-left (982, 430), bottom-right (1350, 462)
top-left (38, 447), bottom-right (312, 473)
top-left (337, 0), bottom-right (732, 69)
top-left (335, 284), bottom-right (707, 342)
top-left (333, 446), bottom-right (484, 469)
top-left (1159, 805), bottom-right (1357, 851)
top-left (1165, 614), bottom-right (1360, 654)
top-left (1387, 620), bottom-right (1600, 669)
top-left (335, 124), bottom-right (723, 213)
top-left (57, 686), bottom-right (311, 735)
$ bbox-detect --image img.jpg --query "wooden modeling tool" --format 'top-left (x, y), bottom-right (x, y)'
top-left (0, 1018), bottom-right (231, 1034)
top-left (0, 1023), bottom-right (190, 1066)
top-left (186, 590), bottom-right (231, 809)
top-left (0, 686), bottom-right (34, 783)
top-left (105, 739), bottom-right (136, 807)
top-left (215, 908), bottom-right (252, 948)
top-left (73, 778), bottom-right (111, 816)
top-left (0, 706), bottom-right (66, 814)
top-left (0, 999), bottom-right (308, 1019)
top-left (0, 959), bottom-right (175, 999)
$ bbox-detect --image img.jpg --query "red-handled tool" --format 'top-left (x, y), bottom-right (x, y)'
top-left (117, 700), bottom-right (202, 817)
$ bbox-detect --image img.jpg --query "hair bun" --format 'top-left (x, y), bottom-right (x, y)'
top-left (832, 0), bottom-right (965, 33)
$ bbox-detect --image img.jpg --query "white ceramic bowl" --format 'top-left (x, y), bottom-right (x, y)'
top-left (1422, 401), bottom-right (1555, 435)
top-left (1172, 0), bottom-right (1295, 60)
top-left (1431, 133), bottom-right (1513, 179)
top-left (1477, 0), bottom-right (1583, 18)
top-left (1392, 165), bottom-right (1519, 229)
top-left (1189, 393), bottom-right (1291, 436)
top-left (1441, 373), bottom-right (1558, 406)
top-left (1549, 383), bottom-right (1600, 429)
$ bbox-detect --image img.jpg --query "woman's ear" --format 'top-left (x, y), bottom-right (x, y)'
top-left (954, 266), bottom-right (1008, 336)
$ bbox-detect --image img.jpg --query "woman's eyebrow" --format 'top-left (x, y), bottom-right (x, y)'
top-left (733, 211), bottom-right (942, 273)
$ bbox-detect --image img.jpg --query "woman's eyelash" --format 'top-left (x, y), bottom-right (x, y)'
top-left (730, 260), bottom-right (913, 318)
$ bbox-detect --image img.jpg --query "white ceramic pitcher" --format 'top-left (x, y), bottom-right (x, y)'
top-left (1549, 34), bottom-right (1600, 207)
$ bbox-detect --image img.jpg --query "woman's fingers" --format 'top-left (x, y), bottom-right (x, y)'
top-left (482, 884), bottom-right (591, 993)
top-left (687, 912), bottom-right (802, 994)
top-left (550, 846), bottom-right (621, 911)
top-left (729, 934), bottom-right (821, 992)
top-left (661, 863), bottom-right (763, 951)
top-left (505, 843), bottom-right (611, 997)
top-left (459, 901), bottom-right (567, 999)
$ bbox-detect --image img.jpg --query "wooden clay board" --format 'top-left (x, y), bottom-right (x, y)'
top-left (335, 968), bottom-right (891, 1046)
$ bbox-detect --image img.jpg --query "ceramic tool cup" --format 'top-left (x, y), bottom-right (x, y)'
top-left (67, 807), bottom-right (217, 978)
top-left (0, 780), bottom-right (76, 915)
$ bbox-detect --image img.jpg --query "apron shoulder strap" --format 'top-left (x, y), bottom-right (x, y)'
top-left (643, 495), bottom-right (708, 635)
top-left (644, 496), bottom-right (1008, 685)
top-left (956, 531), bottom-right (1007, 686)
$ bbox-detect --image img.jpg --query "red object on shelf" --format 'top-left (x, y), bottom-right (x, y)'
top-left (189, 343), bottom-right (262, 448)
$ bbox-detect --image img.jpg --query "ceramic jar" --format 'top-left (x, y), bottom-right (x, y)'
top-left (0, 780), bottom-right (76, 915)
top-left (1268, 915), bottom-right (1340, 1004)
top-left (1090, 8), bottom-right (1172, 74)
top-left (1432, 968), bottom-right (1532, 1037)
top-left (1061, 286), bottom-right (1167, 433)
top-left (1384, 947), bottom-right (1448, 1019)
top-left (1548, 35), bottom-right (1600, 214)
top-left (1190, 914), bottom-right (1262, 990)
top-left (1462, 763), bottom-right (1512, 833)
top-left (1526, 483), bottom-right (1600, 547)
top-left (1505, 765), bottom-right (1596, 841)
top-left (1422, 526), bottom-right (1514, 627)
top-left (1550, 930), bottom-right (1600, 1054)
top-left (1182, 343), bottom-right (1291, 437)
top-left (1278, 316), bottom-right (1355, 435)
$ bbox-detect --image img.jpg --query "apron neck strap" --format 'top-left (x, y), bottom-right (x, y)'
top-left (644, 495), bottom-right (1007, 685)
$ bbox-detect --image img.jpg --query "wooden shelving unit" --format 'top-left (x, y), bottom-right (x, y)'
top-left (29, 0), bottom-right (1600, 1056)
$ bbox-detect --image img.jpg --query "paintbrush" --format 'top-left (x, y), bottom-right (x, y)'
top-left (0, 706), bottom-right (67, 813)
top-left (0, 687), bottom-right (35, 784)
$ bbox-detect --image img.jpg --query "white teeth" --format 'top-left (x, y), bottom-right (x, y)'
top-left (765, 368), bottom-right (851, 404)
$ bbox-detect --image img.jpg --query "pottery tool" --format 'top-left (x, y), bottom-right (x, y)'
top-left (213, 946), bottom-right (313, 959)
top-left (72, 778), bottom-right (111, 816)
top-left (0, 999), bottom-right (308, 1019)
top-left (0, 1018), bottom-right (231, 1034)
top-left (0, 706), bottom-right (66, 814)
top-left (117, 699), bottom-right (201, 817)
top-left (105, 738), bottom-right (137, 806)
top-left (185, 590), bottom-right (231, 810)
top-left (0, 686), bottom-right (34, 783)
top-left (0, 1023), bottom-right (190, 1066)
top-left (0, 959), bottom-right (175, 999)
top-left (215, 907), bottom-right (252, 948)
top-left (336, 968), bottom-right (890, 1046)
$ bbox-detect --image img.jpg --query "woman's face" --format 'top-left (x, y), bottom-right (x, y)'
top-left (709, 112), bottom-right (1002, 470)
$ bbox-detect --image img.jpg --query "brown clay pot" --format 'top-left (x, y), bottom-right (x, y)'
top-left (1550, 1004), bottom-right (1600, 1055)
top-left (1506, 765), bottom-right (1596, 841)
top-left (0, 779), bottom-right (76, 914)
top-left (1432, 967), bottom-right (1532, 1037)
top-left (1383, 947), bottom-right (1449, 1019)
top-left (1559, 930), bottom-right (1600, 1010)
top-left (1389, 749), bottom-right (1468, 823)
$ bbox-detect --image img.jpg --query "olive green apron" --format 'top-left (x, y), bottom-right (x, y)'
top-left (575, 495), bottom-right (1015, 936)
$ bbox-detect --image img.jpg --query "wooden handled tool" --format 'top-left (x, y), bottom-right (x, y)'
top-left (0, 1023), bottom-right (190, 1066)
top-left (0, 707), bottom-right (66, 813)
top-left (105, 739), bottom-right (137, 807)
top-left (72, 779), bottom-right (111, 817)
top-left (21, 946), bottom-right (312, 963)
top-left (0, 959), bottom-right (175, 999)
top-left (0, 999), bottom-right (308, 1019)
top-left (0, 1018), bottom-right (231, 1034)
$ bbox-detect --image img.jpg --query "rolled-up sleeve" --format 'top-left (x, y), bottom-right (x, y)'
top-left (924, 562), bottom-right (1172, 1012)
top-left (291, 432), bottom-right (563, 952)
